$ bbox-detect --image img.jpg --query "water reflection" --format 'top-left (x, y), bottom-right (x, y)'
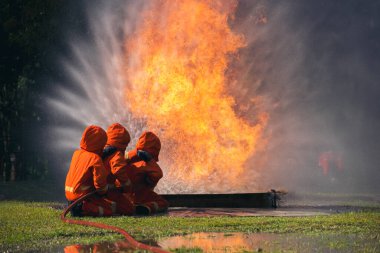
top-left (62, 232), bottom-right (379, 253)
top-left (159, 232), bottom-right (273, 252)
top-left (63, 239), bottom-right (158, 253)
top-left (62, 233), bottom-right (273, 253)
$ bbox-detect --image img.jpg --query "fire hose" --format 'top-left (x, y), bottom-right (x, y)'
top-left (60, 190), bottom-right (170, 253)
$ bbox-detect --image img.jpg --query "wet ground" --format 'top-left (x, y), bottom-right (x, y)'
top-left (27, 192), bottom-right (380, 252)
top-left (57, 232), bottom-right (380, 253)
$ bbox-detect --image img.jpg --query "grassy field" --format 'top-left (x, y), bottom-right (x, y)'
top-left (0, 201), bottom-right (379, 252)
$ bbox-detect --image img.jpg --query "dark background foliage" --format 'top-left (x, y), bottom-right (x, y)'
top-left (0, 0), bottom-right (69, 181)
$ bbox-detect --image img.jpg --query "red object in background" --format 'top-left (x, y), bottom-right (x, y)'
top-left (318, 151), bottom-right (344, 176)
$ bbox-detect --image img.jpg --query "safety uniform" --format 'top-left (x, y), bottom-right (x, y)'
top-left (65, 126), bottom-right (108, 200)
top-left (126, 131), bottom-right (169, 214)
top-left (65, 125), bottom-right (133, 216)
top-left (102, 123), bottom-right (134, 215)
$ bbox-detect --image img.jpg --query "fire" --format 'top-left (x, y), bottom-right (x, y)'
top-left (124, 0), bottom-right (267, 192)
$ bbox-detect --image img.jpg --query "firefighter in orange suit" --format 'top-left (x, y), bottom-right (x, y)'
top-left (125, 131), bottom-right (169, 215)
top-left (65, 125), bottom-right (134, 216)
top-left (102, 123), bottom-right (134, 215)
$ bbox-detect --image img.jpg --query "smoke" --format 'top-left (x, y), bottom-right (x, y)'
top-left (48, 0), bottom-right (380, 193)
top-left (232, 0), bottom-right (380, 193)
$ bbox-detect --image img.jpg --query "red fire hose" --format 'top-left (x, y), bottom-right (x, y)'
top-left (60, 191), bottom-right (170, 253)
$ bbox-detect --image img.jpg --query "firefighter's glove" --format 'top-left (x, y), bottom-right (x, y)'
top-left (102, 146), bottom-right (117, 159)
top-left (137, 150), bottom-right (153, 162)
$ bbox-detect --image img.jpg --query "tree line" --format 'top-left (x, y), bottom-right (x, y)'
top-left (0, 0), bottom-right (66, 181)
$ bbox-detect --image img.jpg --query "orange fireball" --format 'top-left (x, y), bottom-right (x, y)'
top-left (124, 0), bottom-right (267, 192)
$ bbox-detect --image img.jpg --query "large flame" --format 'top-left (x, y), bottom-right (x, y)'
top-left (124, 0), bottom-right (267, 193)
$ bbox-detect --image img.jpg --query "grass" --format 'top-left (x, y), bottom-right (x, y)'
top-left (0, 201), bottom-right (380, 252)
top-left (169, 247), bottom-right (203, 253)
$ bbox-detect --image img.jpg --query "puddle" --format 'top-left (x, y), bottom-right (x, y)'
top-left (158, 232), bottom-right (377, 252)
top-left (60, 239), bottom-right (157, 253)
top-left (57, 232), bottom-right (379, 253)
top-left (159, 232), bottom-right (273, 252)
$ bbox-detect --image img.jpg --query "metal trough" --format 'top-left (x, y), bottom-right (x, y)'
top-left (162, 190), bottom-right (279, 208)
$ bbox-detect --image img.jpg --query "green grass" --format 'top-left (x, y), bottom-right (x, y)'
top-left (0, 201), bottom-right (379, 252)
top-left (169, 247), bottom-right (203, 253)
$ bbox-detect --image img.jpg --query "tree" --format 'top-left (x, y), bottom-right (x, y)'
top-left (0, 0), bottom-right (64, 181)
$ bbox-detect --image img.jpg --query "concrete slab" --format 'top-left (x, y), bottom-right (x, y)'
top-left (165, 201), bottom-right (380, 217)
top-left (166, 207), bottom-right (333, 217)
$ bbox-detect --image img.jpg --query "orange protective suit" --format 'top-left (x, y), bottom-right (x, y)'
top-left (65, 125), bottom-right (133, 216)
top-left (126, 131), bottom-right (169, 214)
top-left (102, 123), bottom-right (134, 215)
top-left (65, 125), bottom-right (108, 201)
top-left (104, 123), bottom-right (131, 189)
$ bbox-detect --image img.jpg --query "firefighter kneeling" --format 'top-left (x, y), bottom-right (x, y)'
top-left (65, 125), bottom-right (168, 216)
top-left (65, 125), bottom-right (134, 217)
top-left (125, 131), bottom-right (169, 215)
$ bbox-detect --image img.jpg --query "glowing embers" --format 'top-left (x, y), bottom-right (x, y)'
top-left (123, 0), bottom-right (268, 193)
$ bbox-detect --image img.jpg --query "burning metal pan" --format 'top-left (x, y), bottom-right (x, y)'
top-left (162, 190), bottom-right (280, 208)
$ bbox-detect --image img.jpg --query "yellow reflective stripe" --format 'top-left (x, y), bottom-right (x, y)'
top-left (80, 185), bottom-right (91, 191)
top-left (98, 206), bottom-right (104, 216)
top-left (66, 185), bottom-right (92, 193)
top-left (152, 202), bottom-right (159, 211)
top-left (111, 202), bottom-right (117, 214)
top-left (124, 152), bottom-right (129, 160)
top-left (122, 179), bottom-right (131, 187)
top-left (65, 186), bottom-right (74, 193)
